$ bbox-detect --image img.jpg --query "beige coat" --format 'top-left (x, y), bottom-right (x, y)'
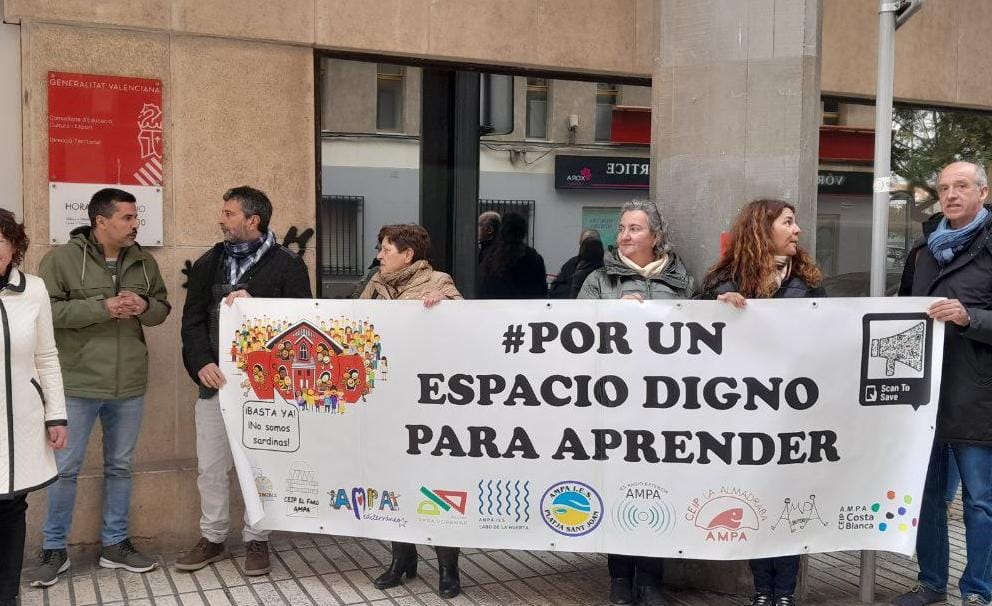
top-left (359, 260), bottom-right (462, 301)
top-left (0, 269), bottom-right (67, 497)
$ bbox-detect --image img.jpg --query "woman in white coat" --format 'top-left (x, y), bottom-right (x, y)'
top-left (0, 209), bottom-right (67, 606)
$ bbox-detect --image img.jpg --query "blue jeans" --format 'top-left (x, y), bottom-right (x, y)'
top-left (43, 395), bottom-right (145, 548)
top-left (916, 440), bottom-right (992, 601)
top-left (946, 444), bottom-right (961, 504)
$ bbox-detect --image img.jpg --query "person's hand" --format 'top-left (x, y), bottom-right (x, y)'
top-left (621, 293), bottom-right (645, 302)
top-left (224, 289), bottom-right (251, 306)
top-left (47, 426), bottom-right (67, 450)
top-left (928, 299), bottom-right (971, 327)
top-left (422, 291), bottom-right (444, 308)
top-left (104, 295), bottom-right (133, 318)
top-left (717, 292), bottom-right (747, 309)
top-left (198, 363), bottom-right (227, 389)
top-left (118, 291), bottom-right (148, 315)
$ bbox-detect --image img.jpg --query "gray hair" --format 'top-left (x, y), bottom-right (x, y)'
top-left (619, 199), bottom-right (671, 254)
top-left (942, 161), bottom-right (989, 189)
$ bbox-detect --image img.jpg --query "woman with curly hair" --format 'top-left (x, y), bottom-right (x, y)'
top-left (702, 198), bottom-right (825, 606)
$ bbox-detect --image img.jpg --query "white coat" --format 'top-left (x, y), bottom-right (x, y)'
top-left (0, 268), bottom-right (67, 497)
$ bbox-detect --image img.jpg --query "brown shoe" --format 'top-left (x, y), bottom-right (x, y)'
top-left (244, 540), bottom-right (271, 576)
top-left (175, 538), bottom-right (226, 571)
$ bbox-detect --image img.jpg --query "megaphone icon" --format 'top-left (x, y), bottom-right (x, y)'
top-left (870, 322), bottom-right (925, 376)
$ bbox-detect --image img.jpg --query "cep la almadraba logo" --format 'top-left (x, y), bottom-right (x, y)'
top-left (686, 487), bottom-right (767, 542)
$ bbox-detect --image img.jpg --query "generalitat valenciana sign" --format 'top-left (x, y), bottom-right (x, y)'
top-left (219, 297), bottom-right (942, 560)
top-left (48, 72), bottom-right (164, 245)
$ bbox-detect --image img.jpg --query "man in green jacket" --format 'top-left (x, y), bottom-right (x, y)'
top-left (31, 188), bottom-right (170, 588)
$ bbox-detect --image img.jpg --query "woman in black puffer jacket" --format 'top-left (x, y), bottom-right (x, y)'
top-left (701, 198), bottom-right (826, 606)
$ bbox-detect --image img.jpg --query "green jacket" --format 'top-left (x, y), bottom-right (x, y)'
top-left (38, 226), bottom-right (171, 398)
top-left (577, 249), bottom-right (695, 300)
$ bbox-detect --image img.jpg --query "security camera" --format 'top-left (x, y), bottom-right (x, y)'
top-left (568, 114), bottom-right (579, 131)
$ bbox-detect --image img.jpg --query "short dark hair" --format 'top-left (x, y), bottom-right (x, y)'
top-left (88, 188), bottom-right (137, 226)
top-left (223, 186), bottom-right (273, 232)
top-left (0, 209), bottom-right (29, 268)
top-left (377, 224), bottom-right (432, 262)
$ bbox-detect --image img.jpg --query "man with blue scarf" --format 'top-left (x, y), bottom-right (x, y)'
top-left (895, 161), bottom-right (992, 606)
top-left (178, 186), bottom-right (311, 577)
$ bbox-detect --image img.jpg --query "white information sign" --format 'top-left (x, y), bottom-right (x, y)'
top-left (48, 182), bottom-right (163, 246)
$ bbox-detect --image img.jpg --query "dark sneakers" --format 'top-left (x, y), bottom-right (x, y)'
top-left (30, 548), bottom-right (69, 587)
top-left (892, 584), bottom-right (948, 606)
top-left (175, 537), bottom-right (226, 571)
top-left (244, 540), bottom-right (271, 576)
top-left (99, 539), bottom-right (158, 573)
top-left (777, 595), bottom-right (797, 606)
top-left (751, 594), bottom-right (774, 606)
top-left (964, 595), bottom-right (990, 606)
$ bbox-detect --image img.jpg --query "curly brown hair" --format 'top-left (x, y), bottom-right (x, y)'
top-left (702, 199), bottom-right (821, 298)
top-left (0, 208), bottom-right (29, 268)
top-left (377, 224), bottom-right (432, 262)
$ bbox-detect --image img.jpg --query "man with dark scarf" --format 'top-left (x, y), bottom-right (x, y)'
top-left (178, 186), bottom-right (311, 577)
top-left (894, 161), bottom-right (992, 606)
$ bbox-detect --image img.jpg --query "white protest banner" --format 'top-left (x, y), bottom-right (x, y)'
top-left (218, 297), bottom-right (943, 559)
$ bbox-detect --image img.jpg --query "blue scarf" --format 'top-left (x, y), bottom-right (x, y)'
top-left (224, 230), bottom-right (276, 285)
top-left (927, 207), bottom-right (989, 266)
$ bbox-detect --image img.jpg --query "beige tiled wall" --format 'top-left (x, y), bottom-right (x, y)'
top-left (18, 21), bottom-right (315, 551)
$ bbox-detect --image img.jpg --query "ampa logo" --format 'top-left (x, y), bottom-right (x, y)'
top-left (686, 488), bottom-right (766, 543)
top-left (566, 167), bottom-right (593, 183)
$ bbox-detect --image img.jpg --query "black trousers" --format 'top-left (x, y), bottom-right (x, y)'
top-left (750, 555), bottom-right (800, 596)
top-left (607, 554), bottom-right (664, 587)
top-left (0, 495), bottom-right (27, 601)
top-left (391, 541), bottom-right (459, 567)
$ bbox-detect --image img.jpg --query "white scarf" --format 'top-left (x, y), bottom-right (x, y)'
top-left (773, 255), bottom-right (793, 288)
top-left (618, 251), bottom-right (669, 278)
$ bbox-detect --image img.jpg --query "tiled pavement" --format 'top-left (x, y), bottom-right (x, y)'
top-left (18, 503), bottom-right (966, 606)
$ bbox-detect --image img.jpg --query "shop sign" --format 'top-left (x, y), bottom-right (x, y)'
top-left (555, 155), bottom-right (650, 190)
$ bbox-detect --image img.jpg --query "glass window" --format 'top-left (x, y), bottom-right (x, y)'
top-left (822, 99), bottom-right (840, 125)
top-left (525, 78), bottom-right (549, 139)
top-left (319, 195), bottom-right (365, 279)
top-left (376, 64), bottom-right (404, 132)
top-left (595, 82), bottom-right (621, 142)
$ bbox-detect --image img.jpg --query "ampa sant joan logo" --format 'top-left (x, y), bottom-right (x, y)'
top-left (686, 487), bottom-right (767, 543)
top-left (541, 481), bottom-right (603, 537)
top-left (234, 316), bottom-right (387, 414)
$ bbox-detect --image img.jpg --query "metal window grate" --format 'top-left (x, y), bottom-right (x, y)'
top-left (478, 199), bottom-right (536, 245)
top-left (319, 195), bottom-right (365, 277)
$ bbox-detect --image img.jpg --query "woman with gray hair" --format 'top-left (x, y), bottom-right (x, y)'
top-left (577, 199), bottom-right (693, 606)
top-left (577, 199), bottom-right (694, 302)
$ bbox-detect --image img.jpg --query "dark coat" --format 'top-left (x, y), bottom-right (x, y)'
top-left (704, 275), bottom-right (826, 299)
top-left (548, 256), bottom-right (580, 299)
top-left (899, 206), bottom-right (992, 444)
top-left (478, 246), bottom-right (547, 299)
top-left (181, 241), bottom-right (312, 391)
top-left (569, 259), bottom-right (605, 299)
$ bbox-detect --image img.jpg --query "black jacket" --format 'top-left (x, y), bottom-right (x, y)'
top-left (478, 247), bottom-right (547, 299)
top-left (548, 256), bottom-right (580, 299)
top-left (181, 241), bottom-right (312, 390)
top-left (899, 206), bottom-right (992, 444)
top-left (704, 275), bottom-right (826, 299)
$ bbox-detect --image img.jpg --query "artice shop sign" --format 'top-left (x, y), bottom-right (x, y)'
top-left (47, 72), bottom-right (164, 245)
top-left (555, 155), bottom-right (650, 190)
